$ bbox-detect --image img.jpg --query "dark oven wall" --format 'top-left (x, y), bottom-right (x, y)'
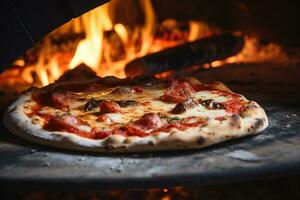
top-left (149, 0), bottom-right (300, 47)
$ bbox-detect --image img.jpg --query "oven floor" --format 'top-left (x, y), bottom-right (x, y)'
top-left (0, 63), bottom-right (300, 190)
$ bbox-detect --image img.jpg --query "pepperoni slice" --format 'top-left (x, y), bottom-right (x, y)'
top-left (33, 89), bottom-right (78, 109)
top-left (95, 127), bottom-right (127, 139)
top-left (159, 119), bottom-right (207, 132)
top-left (126, 113), bottom-right (163, 136)
top-left (26, 104), bottom-right (42, 117)
top-left (222, 99), bottom-right (245, 114)
top-left (44, 116), bottom-right (94, 139)
top-left (51, 92), bottom-right (71, 109)
top-left (99, 100), bottom-right (123, 114)
top-left (215, 116), bottom-right (226, 121)
top-left (162, 80), bottom-right (196, 103)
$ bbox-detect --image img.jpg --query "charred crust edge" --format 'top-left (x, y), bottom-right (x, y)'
top-left (253, 118), bottom-right (264, 130)
top-left (196, 136), bottom-right (206, 145)
top-left (229, 114), bottom-right (241, 127)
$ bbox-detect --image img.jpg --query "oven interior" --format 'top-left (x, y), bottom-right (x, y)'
top-left (0, 0), bottom-right (300, 198)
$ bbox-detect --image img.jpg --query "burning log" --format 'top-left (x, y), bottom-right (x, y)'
top-left (125, 34), bottom-right (244, 77)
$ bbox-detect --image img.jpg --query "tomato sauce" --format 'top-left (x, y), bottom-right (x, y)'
top-left (43, 117), bottom-right (96, 139)
top-left (26, 104), bottom-right (42, 117)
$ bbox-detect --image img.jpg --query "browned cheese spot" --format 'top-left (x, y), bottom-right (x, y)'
top-left (207, 132), bottom-right (215, 136)
top-left (200, 99), bottom-right (224, 110)
top-left (240, 102), bottom-right (258, 118)
top-left (32, 118), bottom-right (40, 125)
top-left (83, 99), bottom-right (101, 111)
top-left (196, 136), bottom-right (206, 145)
top-left (116, 100), bottom-right (138, 107)
top-left (253, 118), bottom-right (264, 130)
top-left (229, 114), bottom-right (241, 128)
top-left (105, 143), bottom-right (116, 150)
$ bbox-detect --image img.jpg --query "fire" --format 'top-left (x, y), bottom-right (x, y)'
top-left (69, 4), bottom-right (111, 71)
top-left (48, 58), bottom-right (61, 81)
top-left (139, 0), bottom-right (156, 56)
top-left (0, 0), bottom-right (292, 93)
top-left (69, 0), bottom-right (157, 79)
top-left (114, 24), bottom-right (128, 44)
top-left (188, 21), bottom-right (210, 42)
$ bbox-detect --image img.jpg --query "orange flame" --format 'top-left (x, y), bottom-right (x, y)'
top-left (69, 5), bottom-right (111, 70)
top-left (69, 0), bottom-right (156, 79)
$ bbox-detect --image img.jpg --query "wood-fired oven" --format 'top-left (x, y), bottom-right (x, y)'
top-left (0, 0), bottom-right (300, 199)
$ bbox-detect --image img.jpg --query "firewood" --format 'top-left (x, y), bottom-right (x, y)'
top-left (125, 34), bottom-right (244, 77)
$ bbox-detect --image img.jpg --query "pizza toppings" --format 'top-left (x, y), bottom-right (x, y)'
top-left (33, 86), bottom-right (81, 109)
top-left (126, 113), bottom-right (164, 136)
top-left (222, 98), bottom-right (246, 114)
top-left (97, 114), bottom-right (113, 123)
top-left (83, 99), bottom-right (138, 111)
top-left (116, 100), bottom-right (138, 107)
top-left (160, 117), bottom-right (207, 132)
top-left (200, 99), bottom-right (224, 110)
top-left (133, 86), bottom-right (143, 93)
top-left (99, 100), bottom-right (123, 114)
top-left (51, 92), bottom-right (72, 109)
top-left (44, 115), bottom-right (94, 138)
top-left (179, 77), bottom-right (210, 91)
top-left (215, 116), bottom-right (227, 121)
top-left (172, 98), bottom-right (199, 114)
top-left (25, 76), bottom-right (254, 141)
top-left (83, 99), bottom-right (100, 111)
top-left (95, 128), bottom-right (127, 139)
top-left (161, 80), bottom-right (196, 103)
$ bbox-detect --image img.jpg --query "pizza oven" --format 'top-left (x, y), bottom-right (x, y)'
top-left (1, 0), bottom-right (300, 199)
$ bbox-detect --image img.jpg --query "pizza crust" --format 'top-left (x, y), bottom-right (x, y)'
top-left (3, 88), bottom-right (268, 153)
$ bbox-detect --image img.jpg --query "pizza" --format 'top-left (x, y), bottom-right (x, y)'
top-left (4, 75), bottom-right (268, 152)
